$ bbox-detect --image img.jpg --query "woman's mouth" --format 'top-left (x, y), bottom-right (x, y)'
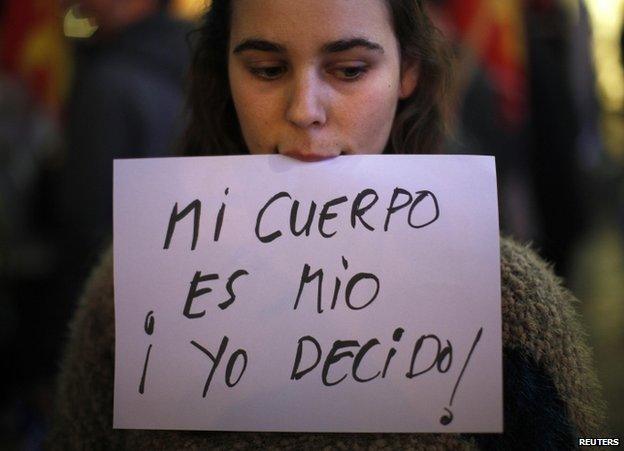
top-left (275, 146), bottom-right (345, 161)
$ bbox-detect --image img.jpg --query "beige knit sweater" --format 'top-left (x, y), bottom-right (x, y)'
top-left (47, 238), bottom-right (605, 450)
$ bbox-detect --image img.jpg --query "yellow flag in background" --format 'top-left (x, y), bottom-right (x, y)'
top-left (1, 0), bottom-right (71, 117)
top-left (171, 0), bottom-right (210, 20)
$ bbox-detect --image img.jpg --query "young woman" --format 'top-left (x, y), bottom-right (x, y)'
top-left (49, 1), bottom-right (604, 448)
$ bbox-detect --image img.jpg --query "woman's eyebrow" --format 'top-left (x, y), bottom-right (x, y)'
top-left (232, 39), bottom-right (285, 54)
top-left (322, 38), bottom-right (384, 54)
top-left (232, 37), bottom-right (384, 55)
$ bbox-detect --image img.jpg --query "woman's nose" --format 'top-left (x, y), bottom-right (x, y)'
top-left (285, 70), bottom-right (327, 129)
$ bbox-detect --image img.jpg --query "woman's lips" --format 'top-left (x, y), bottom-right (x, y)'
top-left (289, 152), bottom-right (336, 162)
top-left (276, 146), bottom-right (344, 161)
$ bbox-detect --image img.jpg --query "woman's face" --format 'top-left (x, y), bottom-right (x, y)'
top-left (228, 0), bottom-right (418, 160)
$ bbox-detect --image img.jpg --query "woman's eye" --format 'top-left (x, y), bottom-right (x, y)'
top-left (333, 65), bottom-right (368, 81)
top-left (249, 65), bottom-right (286, 80)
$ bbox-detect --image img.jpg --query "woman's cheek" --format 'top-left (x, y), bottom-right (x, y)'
top-left (236, 90), bottom-right (279, 154)
top-left (353, 85), bottom-right (398, 153)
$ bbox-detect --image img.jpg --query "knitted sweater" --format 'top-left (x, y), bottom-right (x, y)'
top-left (47, 238), bottom-right (605, 450)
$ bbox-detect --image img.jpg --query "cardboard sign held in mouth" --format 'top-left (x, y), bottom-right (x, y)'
top-left (113, 154), bottom-right (502, 433)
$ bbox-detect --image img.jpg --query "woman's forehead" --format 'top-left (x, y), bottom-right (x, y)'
top-left (229, 0), bottom-right (396, 51)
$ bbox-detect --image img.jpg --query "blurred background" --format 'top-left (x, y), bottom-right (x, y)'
top-left (0, 0), bottom-right (622, 448)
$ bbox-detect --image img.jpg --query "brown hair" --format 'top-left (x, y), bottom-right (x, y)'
top-left (183, 0), bottom-right (452, 155)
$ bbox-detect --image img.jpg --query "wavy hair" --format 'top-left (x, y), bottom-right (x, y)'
top-left (183, 0), bottom-right (452, 155)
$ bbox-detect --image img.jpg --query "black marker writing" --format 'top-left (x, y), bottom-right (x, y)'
top-left (318, 196), bottom-right (348, 238)
top-left (164, 200), bottom-right (201, 250)
top-left (254, 187), bottom-right (438, 242)
top-left (351, 189), bottom-right (378, 231)
top-left (352, 338), bottom-right (381, 383)
top-left (291, 336), bottom-right (322, 380)
top-left (322, 340), bottom-right (359, 386)
top-left (183, 269), bottom-right (250, 319)
top-left (330, 256), bottom-right (349, 309)
top-left (345, 271), bottom-right (380, 310)
top-left (440, 327), bottom-right (483, 426)
top-left (255, 191), bottom-right (291, 243)
top-left (293, 264), bottom-right (324, 313)
top-left (408, 191), bottom-right (440, 228)
top-left (214, 187), bottom-right (229, 242)
top-left (291, 328), bottom-right (404, 385)
top-left (293, 257), bottom-right (380, 313)
top-left (184, 271), bottom-right (219, 319)
top-left (138, 310), bottom-right (155, 394)
top-left (290, 199), bottom-right (317, 237)
top-left (164, 189), bottom-right (232, 250)
top-left (384, 188), bottom-right (440, 231)
top-left (220, 269), bottom-right (249, 310)
top-left (384, 188), bottom-right (411, 232)
top-left (138, 345), bottom-right (152, 395)
top-left (225, 349), bottom-right (248, 387)
top-left (191, 336), bottom-right (248, 396)
top-left (406, 334), bottom-right (453, 379)
top-left (289, 324), bottom-right (482, 420)
top-left (382, 327), bottom-right (404, 378)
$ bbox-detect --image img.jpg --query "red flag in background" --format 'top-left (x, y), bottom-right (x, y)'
top-left (443, 0), bottom-right (528, 129)
top-left (1, 0), bottom-right (71, 116)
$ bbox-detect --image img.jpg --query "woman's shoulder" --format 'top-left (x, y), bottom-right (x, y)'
top-left (78, 247), bottom-right (115, 318)
top-left (498, 236), bottom-right (581, 352)
top-left (48, 247), bottom-right (121, 449)
top-left (499, 236), bottom-right (565, 303)
top-left (66, 247), bottom-right (116, 345)
top-left (498, 236), bottom-right (605, 438)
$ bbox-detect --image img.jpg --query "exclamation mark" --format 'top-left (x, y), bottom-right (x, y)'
top-left (139, 310), bottom-right (155, 394)
top-left (439, 327), bottom-right (483, 425)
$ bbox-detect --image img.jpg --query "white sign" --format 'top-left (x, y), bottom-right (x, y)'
top-left (113, 155), bottom-right (502, 433)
